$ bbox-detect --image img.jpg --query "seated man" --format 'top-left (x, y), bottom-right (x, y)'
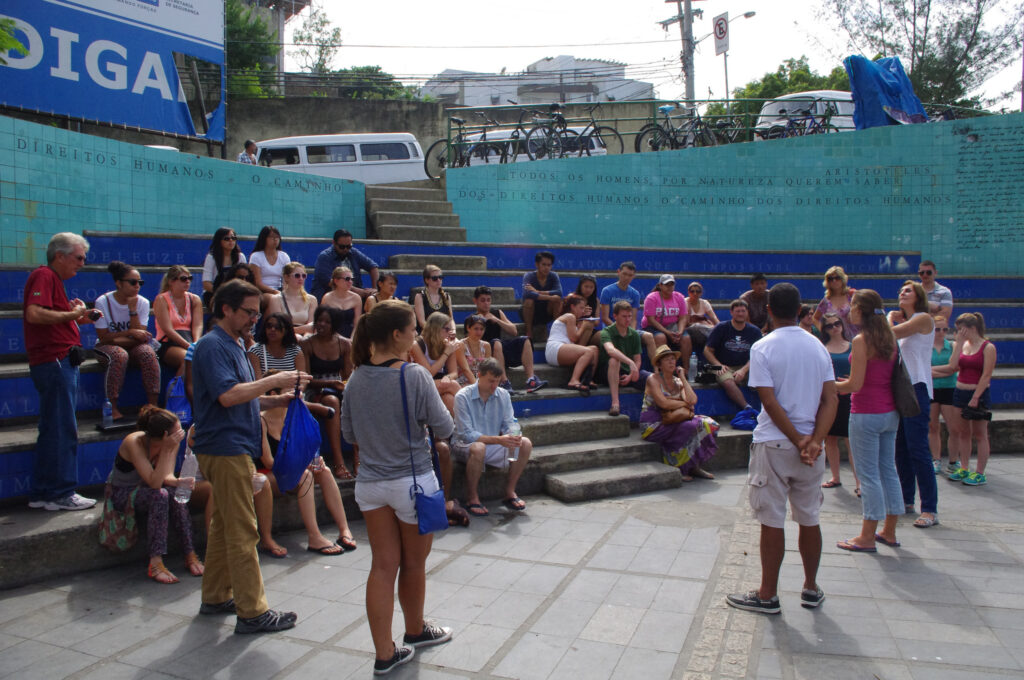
top-left (473, 286), bottom-right (548, 393)
top-left (739, 272), bottom-right (769, 331)
top-left (453, 358), bottom-right (532, 517)
top-left (599, 301), bottom-right (652, 417)
top-left (598, 261), bottom-right (658, 362)
top-left (520, 250), bottom-right (562, 340)
top-left (704, 299), bottom-right (762, 415)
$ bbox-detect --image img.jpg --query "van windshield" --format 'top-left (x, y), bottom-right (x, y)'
top-left (307, 144), bottom-right (356, 163)
top-left (360, 143), bottom-right (411, 161)
top-left (259, 147), bottom-right (300, 166)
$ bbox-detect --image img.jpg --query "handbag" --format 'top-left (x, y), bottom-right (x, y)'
top-left (891, 347), bottom-right (921, 418)
top-left (97, 476), bottom-right (139, 553)
top-left (273, 381), bottom-right (321, 492)
top-left (961, 405), bottom-right (992, 421)
top-left (399, 363), bottom-right (448, 535)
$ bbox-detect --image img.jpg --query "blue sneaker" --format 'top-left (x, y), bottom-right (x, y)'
top-left (962, 471), bottom-right (987, 486)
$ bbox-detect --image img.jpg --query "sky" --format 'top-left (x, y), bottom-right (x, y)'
top-left (284, 0), bottom-right (1022, 111)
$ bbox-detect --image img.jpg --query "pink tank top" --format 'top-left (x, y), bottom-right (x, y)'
top-left (957, 340), bottom-right (989, 384)
top-left (156, 291), bottom-right (193, 342)
top-left (850, 354), bottom-right (896, 414)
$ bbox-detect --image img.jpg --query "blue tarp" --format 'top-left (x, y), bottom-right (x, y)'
top-left (843, 56), bottom-right (929, 130)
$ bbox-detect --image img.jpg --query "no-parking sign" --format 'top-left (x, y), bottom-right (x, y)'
top-left (714, 12), bottom-right (729, 55)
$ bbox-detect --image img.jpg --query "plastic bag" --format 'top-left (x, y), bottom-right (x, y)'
top-left (273, 394), bottom-right (320, 492)
top-left (165, 375), bottom-right (192, 427)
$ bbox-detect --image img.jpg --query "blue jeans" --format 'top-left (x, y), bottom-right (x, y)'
top-left (29, 357), bottom-right (80, 501)
top-left (849, 410), bottom-right (903, 521)
top-left (896, 382), bottom-right (937, 514)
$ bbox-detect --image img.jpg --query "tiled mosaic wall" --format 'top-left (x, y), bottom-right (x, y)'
top-left (0, 116), bottom-right (365, 264)
top-left (447, 113), bottom-right (1024, 276)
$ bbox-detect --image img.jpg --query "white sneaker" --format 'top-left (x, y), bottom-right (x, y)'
top-left (37, 494), bottom-right (97, 511)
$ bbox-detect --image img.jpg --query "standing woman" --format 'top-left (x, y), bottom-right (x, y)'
top-left (320, 266), bottom-right (362, 338)
top-left (944, 313), bottom-right (996, 485)
top-left (266, 262), bottom-right (317, 337)
top-left (154, 265), bottom-right (203, 375)
top-left (247, 311), bottom-right (307, 380)
top-left (202, 227), bottom-right (246, 299)
top-left (888, 280), bottom-right (938, 528)
top-left (929, 316), bottom-right (960, 474)
top-left (412, 264), bottom-right (453, 332)
top-left (836, 290), bottom-right (903, 551)
top-left (364, 271), bottom-right (398, 314)
top-left (248, 225), bottom-right (291, 310)
top-left (340, 300), bottom-right (455, 674)
top-left (813, 266), bottom-right (856, 339)
top-left (545, 294), bottom-right (599, 394)
top-left (301, 306), bottom-right (354, 481)
top-left (820, 313), bottom-right (859, 493)
top-left (94, 261), bottom-right (161, 421)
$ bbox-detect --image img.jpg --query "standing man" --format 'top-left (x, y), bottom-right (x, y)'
top-left (704, 300), bottom-right (762, 415)
top-left (473, 286), bottom-right (547, 393)
top-left (917, 260), bottom-right (953, 321)
top-left (23, 233), bottom-right (99, 511)
top-left (453, 359), bottom-right (532, 517)
top-left (599, 301), bottom-right (652, 417)
top-left (727, 283), bottom-right (837, 615)
top-left (520, 251), bottom-right (562, 340)
top-left (598, 261), bottom-right (658, 361)
top-left (740, 273), bottom-right (769, 330)
top-left (312, 229), bottom-right (379, 300)
top-left (237, 140), bottom-right (257, 165)
top-left (192, 279), bottom-right (310, 634)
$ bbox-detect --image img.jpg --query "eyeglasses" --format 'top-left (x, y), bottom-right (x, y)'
top-left (291, 272), bottom-right (307, 279)
top-left (222, 235), bottom-right (237, 241)
top-left (918, 270), bottom-right (934, 276)
top-left (239, 307), bottom-right (260, 320)
top-left (121, 279), bottom-right (144, 286)
top-left (335, 243), bottom-right (352, 251)
top-left (826, 275), bottom-right (842, 281)
top-left (823, 322), bottom-right (842, 330)
top-left (429, 275), bottom-right (443, 281)
top-left (334, 275), bottom-right (353, 281)
top-left (176, 275), bottom-right (193, 282)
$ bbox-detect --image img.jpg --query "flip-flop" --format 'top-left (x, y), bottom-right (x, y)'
top-left (913, 514), bottom-right (939, 528)
top-left (338, 534), bottom-right (357, 552)
top-left (307, 543), bottom-right (344, 556)
top-left (465, 503), bottom-right (489, 517)
top-left (608, 405), bottom-right (620, 416)
top-left (502, 496), bottom-right (526, 512)
top-left (258, 544), bottom-right (288, 559)
top-left (874, 533), bottom-right (901, 547)
top-left (821, 480), bottom-right (842, 488)
top-left (567, 383), bottom-right (591, 397)
top-left (855, 487), bottom-right (861, 497)
top-left (836, 540), bottom-right (876, 553)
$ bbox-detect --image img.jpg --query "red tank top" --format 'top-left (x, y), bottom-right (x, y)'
top-left (957, 340), bottom-right (989, 385)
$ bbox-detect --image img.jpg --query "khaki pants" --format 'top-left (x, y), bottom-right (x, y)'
top-left (197, 453), bottom-right (267, 619)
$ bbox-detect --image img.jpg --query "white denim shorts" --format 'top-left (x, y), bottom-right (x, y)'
top-left (354, 472), bottom-right (440, 525)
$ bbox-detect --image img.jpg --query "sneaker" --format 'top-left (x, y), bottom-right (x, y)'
top-left (962, 471), bottom-right (987, 486)
top-left (800, 587), bottom-right (825, 609)
top-left (403, 622), bottom-right (452, 649)
top-left (948, 468), bottom-right (969, 482)
top-left (932, 460), bottom-right (942, 474)
top-left (33, 493), bottom-right (97, 511)
top-left (526, 376), bottom-right (548, 393)
top-left (725, 590), bottom-right (780, 615)
top-left (945, 461), bottom-right (961, 476)
top-left (498, 379), bottom-right (517, 395)
top-left (199, 598), bottom-right (236, 615)
top-left (373, 645), bottom-right (414, 675)
top-left (234, 609), bottom-right (297, 634)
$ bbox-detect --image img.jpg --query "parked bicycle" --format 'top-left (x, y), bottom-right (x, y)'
top-left (635, 104), bottom-right (719, 153)
top-left (572, 103), bottom-right (625, 156)
top-left (759, 103), bottom-right (839, 139)
top-left (524, 103), bottom-right (579, 161)
top-left (423, 114), bottom-right (503, 179)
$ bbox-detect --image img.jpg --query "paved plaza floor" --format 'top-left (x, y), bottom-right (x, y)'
top-left (1, 454), bottom-right (1023, 680)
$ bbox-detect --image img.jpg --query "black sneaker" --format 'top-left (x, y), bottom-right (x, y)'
top-left (199, 598), bottom-right (236, 615)
top-left (726, 590), bottom-right (781, 615)
top-left (373, 645), bottom-right (414, 675)
top-left (403, 622), bottom-right (453, 649)
top-left (800, 587), bottom-right (825, 609)
top-left (234, 609), bottom-right (297, 634)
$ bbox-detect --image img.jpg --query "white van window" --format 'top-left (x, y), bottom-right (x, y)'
top-left (259, 147), bottom-right (301, 166)
top-left (359, 143), bottom-right (411, 162)
top-left (307, 144), bottom-right (356, 164)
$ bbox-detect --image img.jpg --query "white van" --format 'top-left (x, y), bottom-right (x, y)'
top-left (255, 133), bottom-right (427, 183)
top-left (754, 90), bottom-right (856, 139)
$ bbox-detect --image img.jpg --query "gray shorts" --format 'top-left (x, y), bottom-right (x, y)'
top-left (451, 441), bottom-right (510, 469)
top-left (747, 439), bottom-right (825, 528)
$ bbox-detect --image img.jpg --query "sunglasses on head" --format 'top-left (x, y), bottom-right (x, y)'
top-left (121, 279), bottom-right (144, 286)
top-left (176, 275), bottom-right (193, 282)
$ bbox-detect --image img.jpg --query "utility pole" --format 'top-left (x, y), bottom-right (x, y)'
top-left (681, 0), bottom-right (695, 104)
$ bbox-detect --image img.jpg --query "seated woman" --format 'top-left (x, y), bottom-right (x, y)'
top-left (201, 227), bottom-right (246, 305)
top-left (461, 314), bottom-right (493, 382)
top-left (108, 406), bottom-right (204, 583)
top-left (573, 274), bottom-right (600, 346)
top-left (248, 225), bottom-right (291, 310)
top-left (409, 312), bottom-right (469, 416)
top-left (94, 261), bottom-right (161, 421)
top-left (301, 306), bottom-right (354, 481)
top-left (225, 262), bottom-right (256, 284)
top-left (320, 266), bottom-right (362, 338)
top-left (364, 270), bottom-right (398, 314)
top-left (255, 376), bottom-right (357, 557)
top-left (153, 265), bottom-right (203, 375)
top-left (642, 275), bottom-right (687, 350)
top-left (545, 294), bottom-right (599, 394)
top-left (248, 312), bottom-right (307, 380)
top-left (266, 262), bottom-right (317, 337)
top-left (640, 346), bottom-right (718, 481)
top-left (413, 264), bottom-right (453, 331)
top-left (679, 280), bottom-right (719, 365)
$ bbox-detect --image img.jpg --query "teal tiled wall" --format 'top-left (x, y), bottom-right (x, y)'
top-left (0, 116), bottom-right (365, 264)
top-left (447, 113), bottom-right (1024, 276)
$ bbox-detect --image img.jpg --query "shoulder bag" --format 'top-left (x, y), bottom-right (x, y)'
top-left (891, 347), bottom-right (921, 418)
top-left (97, 474), bottom-right (139, 553)
top-left (400, 363), bottom-right (448, 535)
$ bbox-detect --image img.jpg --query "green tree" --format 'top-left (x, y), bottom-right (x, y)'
top-left (819, 0), bottom-right (1024, 107)
top-left (291, 5), bottom-right (341, 75)
top-left (1, 17), bottom-right (28, 66)
top-left (707, 57), bottom-right (849, 118)
top-left (225, 0), bottom-right (280, 96)
top-left (334, 66), bottom-right (419, 100)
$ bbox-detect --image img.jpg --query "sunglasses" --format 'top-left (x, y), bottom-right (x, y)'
top-left (429, 275), bottom-right (444, 281)
top-left (826, 275), bottom-right (842, 281)
top-left (291, 272), bottom-right (307, 279)
top-left (121, 279), bottom-right (144, 286)
top-left (335, 243), bottom-right (352, 250)
top-left (176, 275), bottom-right (193, 282)
top-left (823, 322), bottom-right (842, 330)
top-left (935, 327), bottom-right (947, 333)
top-left (918, 270), bottom-right (934, 276)
top-left (688, 288), bottom-right (701, 293)
top-left (334, 275), bottom-right (353, 281)
top-left (222, 235), bottom-right (237, 241)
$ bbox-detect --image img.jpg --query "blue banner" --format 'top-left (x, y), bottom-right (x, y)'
top-left (1, 0), bottom-right (224, 141)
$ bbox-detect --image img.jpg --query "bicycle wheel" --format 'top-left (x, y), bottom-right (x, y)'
top-left (633, 123), bottom-right (661, 152)
top-left (696, 124), bottom-right (719, 148)
top-left (580, 126), bottom-right (624, 156)
top-left (471, 142), bottom-right (503, 164)
top-left (424, 139), bottom-right (450, 179)
top-left (636, 126), bottom-right (673, 153)
top-left (525, 125), bottom-right (562, 160)
top-left (557, 129), bottom-right (581, 158)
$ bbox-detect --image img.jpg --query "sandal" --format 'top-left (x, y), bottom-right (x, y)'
top-left (567, 383), bottom-right (591, 397)
top-left (333, 464), bottom-right (354, 481)
top-left (465, 502), bottom-right (489, 517)
top-left (148, 561), bottom-right (179, 584)
top-left (691, 467), bottom-right (715, 480)
top-left (913, 514), bottom-right (939, 528)
top-left (821, 479), bottom-right (842, 488)
top-left (608, 405), bottom-right (620, 417)
top-left (185, 552), bottom-right (205, 577)
top-left (502, 496), bottom-right (526, 512)
top-left (338, 533), bottom-right (358, 552)
top-left (258, 543), bottom-right (288, 559)
top-left (855, 487), bottom-right (861, 497)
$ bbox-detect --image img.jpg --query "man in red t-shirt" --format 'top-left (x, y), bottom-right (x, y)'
top-left (23, 232), bottom-right (100, 511)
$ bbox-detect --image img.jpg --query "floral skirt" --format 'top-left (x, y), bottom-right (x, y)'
top-left (639, 407), bottom-right (719, 472)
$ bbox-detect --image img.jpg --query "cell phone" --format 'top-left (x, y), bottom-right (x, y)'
top-left (88, 309), bottom-right (102, 321)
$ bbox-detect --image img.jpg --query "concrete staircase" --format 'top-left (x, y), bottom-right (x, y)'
top-left (366, 185), bottom-right (466, 242)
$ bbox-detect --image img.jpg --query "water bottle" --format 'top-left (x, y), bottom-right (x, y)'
top-left (101, 399), bottom-right (113, 429)
top-left (688, 354), bottom-right (698, 382)
top-left (175, 449), bottom-right (199, 503)
top-left (506, 418), bottom-right (522, 462)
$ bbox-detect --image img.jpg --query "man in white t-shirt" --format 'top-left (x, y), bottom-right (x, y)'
top-left (726, 283), bottom-right (837, 615)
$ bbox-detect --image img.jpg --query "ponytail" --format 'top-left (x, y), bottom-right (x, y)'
top-left (352, 299), bottom-right (414, 366)
top-left (851, 289), bottom-right (895, 359)
top-left (136, 405), bottom-right (179, 439)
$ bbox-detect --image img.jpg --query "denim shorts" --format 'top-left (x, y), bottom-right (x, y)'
top-left (953, 387), bottom-right (989, 410)
top-left (355, 472), bottom-right (440, 525)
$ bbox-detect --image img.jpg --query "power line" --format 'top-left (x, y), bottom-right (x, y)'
top-left (227, 38), bottom-right (682, 49)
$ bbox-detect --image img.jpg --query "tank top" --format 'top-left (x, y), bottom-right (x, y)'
top-left (110, 452), bottom-right (142, 488)
top-left (463, 340), bottom-right (486, 377)
top-left (641, 374), bottom-right (682, 412)
top-left (829, 344), bottom-right (852, 379)
top-left (957, 340), bottom-right (990, 385)
top-left (156, 291), bottom-right (193, 342)
top-left (898, 312), bottom-right (935, 397)
top-left (417, 289), bottom-right (452, 330)
top-left (247, 343), bottom-right (300, 374)
top-left (548, 318), bottom-right (571, 346)
top-left (416, 338), bottom-right (447, 380)
top-left (308, 336), bottom-right (347, 378)
top-left (851, 354), bottom-right (896, 414)
top-left (335, 307), bottom-right (355, 338)
top-left (931, 340), bottom-right (957, 389)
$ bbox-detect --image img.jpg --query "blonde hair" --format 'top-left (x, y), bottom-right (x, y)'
top-left (160, 265), bottom-right (191, 293)
top-left (330, 266), bottom-right (353, 290)
top-left (282, 262), bottom-right (309, 302)
top-left (421, 312), bottom-right (450, 359)
top-left (823, 266), bottom-right (849, 295)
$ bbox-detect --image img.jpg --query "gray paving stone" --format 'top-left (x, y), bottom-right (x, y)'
top-left (791, 655), bottom-right (914, 680)
top-left (909, 668), bottom-right (1024, 680)
top-left (510, 563), bottom-right (571, 596)
top-left (604, 574), bottom-right (663, 609)
top-left (492, 631), bottom-right (571, 680)
top-left (416, 622), bottom-right (512, 672)
top-left (549, 638), bottom-right (625, 680)
top-left (579, 603), bottom-right (646, 645)
top-left (610, 647), bottom-right (679, 680)
top-left (529, 597), bottom-right (601, 639)
top-left (10, 646), bottom-right (100, 680)
top-left (896, 638), bottom-right (1021, 670)
top-left (628, 609), bottom-right (693, 653)
top-left (650, 578), bottom-right (706, 614)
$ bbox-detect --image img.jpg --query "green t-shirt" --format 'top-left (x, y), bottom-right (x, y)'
top-left (599, 326), bottom-right (641, 375)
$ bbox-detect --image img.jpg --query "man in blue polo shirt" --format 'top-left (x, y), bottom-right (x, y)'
top-left (192, 279), bottom-right (310, 634)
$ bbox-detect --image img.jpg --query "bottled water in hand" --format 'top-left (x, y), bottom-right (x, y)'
top-left (175, 449), bottom-right (199, 503)
top-left (506, 418), bottom-right (522, 462)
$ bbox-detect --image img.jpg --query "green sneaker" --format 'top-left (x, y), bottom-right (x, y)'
top-left (945, 461), bottom-right (961, 477)
top-left (948, 468), bottom-right (969, 482)
top-left (962, 471), bottom-right (987, 486)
